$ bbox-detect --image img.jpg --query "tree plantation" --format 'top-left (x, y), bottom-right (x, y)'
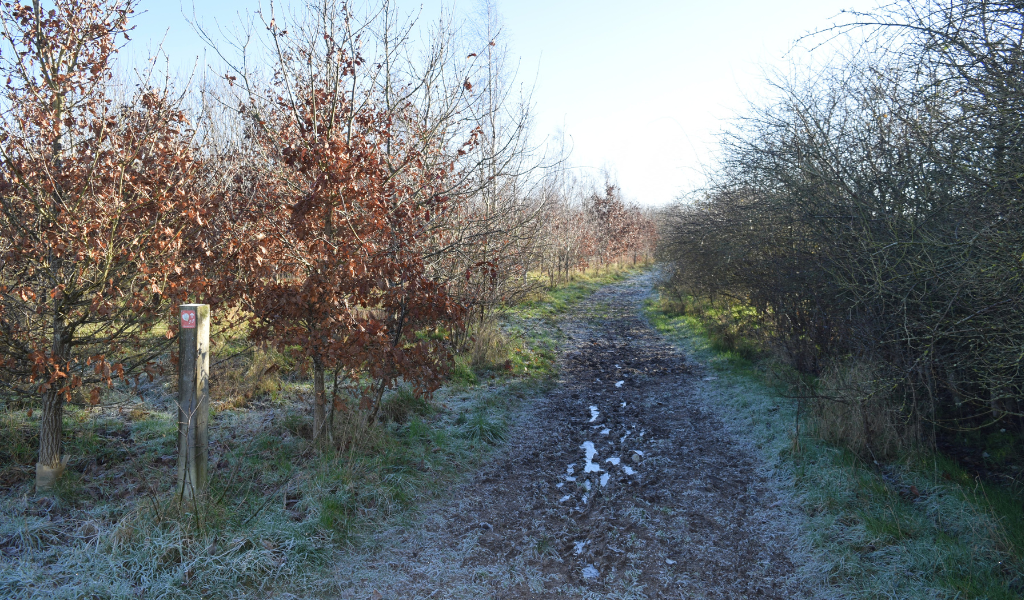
top-left (0, 0), bottom-right (656, 492)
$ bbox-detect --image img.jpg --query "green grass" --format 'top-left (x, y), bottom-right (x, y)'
top-left (449, 355), bottom-right (479, 386)
top-left (516, 263), bottom-right (649, 321)
top-left (455, 407), bottom-right (507, 445)
top-left (646, 291), bottom-right (1024, 599)
top-left (650, 294), bottom-right (765, 365)
top-left (647, 305), bottom-right (760, 373)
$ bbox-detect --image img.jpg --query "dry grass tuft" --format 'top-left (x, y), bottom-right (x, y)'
top-left (467, 318), bottom-right (512, 369)
top-left (813, 358), bottom-right (913, 460)
top-left (210, 347), bottom-right (287, 411)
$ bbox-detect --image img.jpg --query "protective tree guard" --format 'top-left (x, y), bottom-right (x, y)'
top-left (177, 304), bottom-right (210, 501)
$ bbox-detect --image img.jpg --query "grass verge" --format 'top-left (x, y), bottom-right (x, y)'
top-left (646, 293), bottom-right (1024, 599)
top-left (0, 383), bottom-right (537, 599)
top-left (0, 262), bottom-right (651, 599)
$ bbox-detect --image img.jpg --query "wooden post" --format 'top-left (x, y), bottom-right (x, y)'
top-left (176, 304), bottom-right (210, 501)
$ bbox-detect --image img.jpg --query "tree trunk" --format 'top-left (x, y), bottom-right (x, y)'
top-left (313, 355), bottom-right (327, 442)
top-left (36, 315), bottom-right (70, 492)
top-left (368, 379), bottom-right (387, 425)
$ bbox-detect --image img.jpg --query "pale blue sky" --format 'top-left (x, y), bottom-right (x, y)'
top-left (130, 1), bottom-right (871, 205)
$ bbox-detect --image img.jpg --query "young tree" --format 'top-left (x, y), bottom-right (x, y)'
top-left (589, 180), bottom-right (630, 270)
top-left (0, 0), bottom-right (203, 489)
top-left (445, 0), bottom-right (545, 317)
top-left (205, 0), bottom-right (470, 439)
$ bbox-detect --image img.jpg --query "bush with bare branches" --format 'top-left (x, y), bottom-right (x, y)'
top-left (662, 0), bottom-right (1024, 456)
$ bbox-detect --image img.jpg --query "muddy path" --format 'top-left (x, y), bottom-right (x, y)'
top-left (331, 271), bottom-right (810, 599)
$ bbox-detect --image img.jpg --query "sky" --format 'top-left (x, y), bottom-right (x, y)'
top-left (129, 0), bottom-right (874, 206)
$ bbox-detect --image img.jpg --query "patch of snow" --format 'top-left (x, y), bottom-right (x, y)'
top-left (623, 466), bottom-right (636, 475)
top-left (559, 495), bottom-right (571, 503)
top-left (600, 473), bottom-right (610, 486)
top-left (582, 565), bottom-right (599, 579)
top-left (580, 441), bottom-right (602, 473)
top-left (567, 463), bottom-right (576, 475)
top-left (605, 457), bottom-right (621, 465)
top-left (620, 431), bottom-right (631, 443)
top-left (565, 476), bottom-right (577, 482)
top-left (615, 380), bottom-right (624, 388)
top-left (588, 406), bottom-right (600, 422)
top-left (666, 559), bottom-right (676, 565)
top-left (574, 540), bottom-right (589, 555)
top-left (621, 402), bottom-right (626, 408)
top-left (633, 450), bottom-right (644, 456)
top-left (615, 364), bottom-right (620, 369)
top-left (581, 493), bottom-right (588, 504)
top-left (600, 428), bottom-right (610, 435)
top-left (556, 482), bottom-right (564, 488)
top-left (583, 479), bottom-right (592, 491)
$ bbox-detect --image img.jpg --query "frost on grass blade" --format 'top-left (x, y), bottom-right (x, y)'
top-left (582, 565), bottom-right (599, 579)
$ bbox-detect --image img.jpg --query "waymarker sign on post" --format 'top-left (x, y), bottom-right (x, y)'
top-left (177, 304), bottom-right (210, 501)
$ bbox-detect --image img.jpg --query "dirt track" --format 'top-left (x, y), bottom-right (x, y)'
top-left (330, 271), bottom-right (810, 599)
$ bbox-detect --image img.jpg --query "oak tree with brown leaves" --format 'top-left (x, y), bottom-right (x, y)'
top-left (0, 0), bottom-right (203, 489)
top-left (207, 1), bottom-right (469, 441)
